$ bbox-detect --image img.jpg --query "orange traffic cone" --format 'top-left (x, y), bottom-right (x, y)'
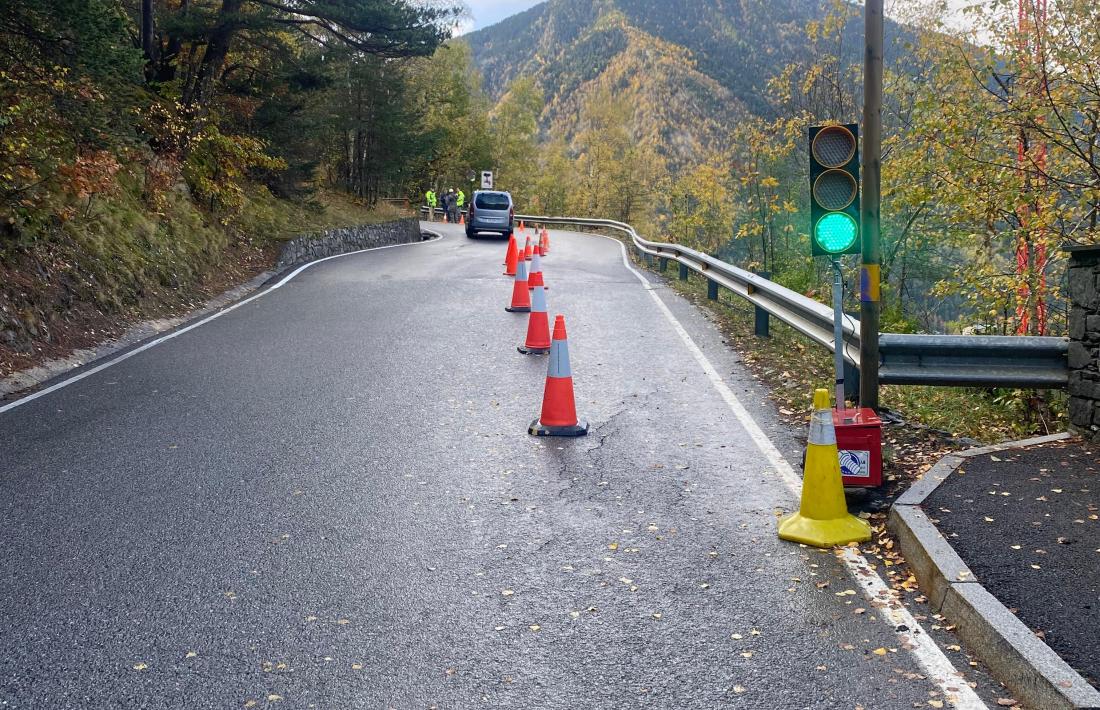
top-left (503, 234), bottom-right (518, 275)
top-left (518, 284), bottom-right (551, 355)
top-left (542, 228), bottom-right (550, 254)
top-left (505, 259), bottom-right (532, 313)
top-left (524, 236), bottom-right (533, 261)
top-left (460, 213), bottom-right (465, 226)
top-left (538, 229), bottom-right (548, 256)
top-left (520, 220), bottom-right (526, 232)
top-left (529, 316), bottom-right (588, 436)
top-left (528, 248), bottom-right (546, 290)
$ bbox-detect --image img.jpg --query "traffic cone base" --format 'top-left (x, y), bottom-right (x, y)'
top-left (777, 388), bottom-right (871, 548)
top-left (505, 305), bottom-right (532, 313)
top-left (776, 509), bottom-right (871, 548)
top-left (518, 344), bottom-right (551, 355)
top-left (529, 419), bottom-right (588, 437)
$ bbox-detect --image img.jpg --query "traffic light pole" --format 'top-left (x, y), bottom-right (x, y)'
top-left (832, 258), bottom-right (845, 411)
top-left (859, 0), bottom-right (884, 411)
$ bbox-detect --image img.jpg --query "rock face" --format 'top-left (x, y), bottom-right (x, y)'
top-left (275, 218), bottom-right (423, 270)
top-left (1066, 245), bottom-right (1100, 440)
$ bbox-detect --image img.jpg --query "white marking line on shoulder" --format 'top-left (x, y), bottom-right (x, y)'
top-left (588, 230), bottom-right (986, 710)
top-left (0, 232), bottom-right (443, 416)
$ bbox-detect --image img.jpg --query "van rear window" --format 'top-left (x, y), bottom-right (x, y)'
top-left (475, 194), bottom-right (510, 209)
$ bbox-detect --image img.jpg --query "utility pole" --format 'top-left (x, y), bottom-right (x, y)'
top-left (859, 0), bottom-right (884, 410)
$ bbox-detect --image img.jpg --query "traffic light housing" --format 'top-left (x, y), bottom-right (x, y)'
top-left (809, 123), bottom-right (860, 256)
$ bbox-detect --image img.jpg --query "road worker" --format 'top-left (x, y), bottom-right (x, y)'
top-left (425, 188), bottom-right (437, 222)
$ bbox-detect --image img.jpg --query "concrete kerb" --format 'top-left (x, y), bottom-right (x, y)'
top-left (888, 432), bottom-right (1100, 710)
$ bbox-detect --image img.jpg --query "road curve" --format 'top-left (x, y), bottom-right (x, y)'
top-left (1, 222), bottom-right (981, 708)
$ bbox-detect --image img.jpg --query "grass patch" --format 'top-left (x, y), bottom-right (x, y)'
top-left (650, 261), bottom-right (1058, 444)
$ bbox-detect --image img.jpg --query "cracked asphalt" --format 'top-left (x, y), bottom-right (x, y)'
top-left (0, 222), bottom-right (983, 708)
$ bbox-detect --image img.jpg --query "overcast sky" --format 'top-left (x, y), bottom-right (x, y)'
top-left (459, 0), bottom-right (544, 33)
top-left (456, 0), bottom-right (975, 35)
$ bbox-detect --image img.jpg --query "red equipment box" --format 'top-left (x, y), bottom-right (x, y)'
top-left (833, 408), bottom-right (883, 488)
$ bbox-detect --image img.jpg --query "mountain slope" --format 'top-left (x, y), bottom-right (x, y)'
top-left (463, 0), bottom-right (901, 165)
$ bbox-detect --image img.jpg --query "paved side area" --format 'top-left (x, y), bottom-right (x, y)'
top-left (2, 223), bottom-right (984, 708)
top-left (925, 438), bottom-right (1100, 688)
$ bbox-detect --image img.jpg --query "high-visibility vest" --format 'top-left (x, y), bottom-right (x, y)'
top-left (426, 191), bottom-right (436, 207)
top-left (456, 190), bottom-right (465, 207)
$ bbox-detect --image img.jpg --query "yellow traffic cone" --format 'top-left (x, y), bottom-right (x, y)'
top-left (778, 388), bottom-right (872, 548)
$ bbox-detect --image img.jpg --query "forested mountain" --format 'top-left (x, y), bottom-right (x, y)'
top-left (463, 0), bottom-right (897, 163)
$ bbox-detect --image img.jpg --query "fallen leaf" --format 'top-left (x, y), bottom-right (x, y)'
top-left (995, 699), bottom-right (1018, 707)
top-left (529, 624), bottom-right (541, 632)
top-left (872, 647), bottom-right (887, 656)
top-left (733, 684), bottom-right (746, 694)
top-left (132, 663), bottom-right (148, 671)
top-left (501, 589), bottom-right (514, 597)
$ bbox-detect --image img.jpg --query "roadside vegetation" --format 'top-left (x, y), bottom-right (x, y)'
top-left (0, 0), bottom-right (485, 372)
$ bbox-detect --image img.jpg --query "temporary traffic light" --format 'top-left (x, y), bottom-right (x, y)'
top-left (809, 123), bottom-right (860, 256)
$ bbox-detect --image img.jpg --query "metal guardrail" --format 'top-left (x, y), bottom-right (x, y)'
top-left (509, 213), bottom-right (1069, 389)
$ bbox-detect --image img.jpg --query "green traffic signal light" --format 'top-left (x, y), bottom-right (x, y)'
top-left (814, 212), bottom-right (858, 254)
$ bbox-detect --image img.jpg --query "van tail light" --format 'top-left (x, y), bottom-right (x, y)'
top-left (509, 207), bottom-right (514, 222)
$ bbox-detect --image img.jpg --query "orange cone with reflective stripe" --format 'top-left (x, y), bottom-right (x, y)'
top-left (523, 235), bottom-right (533, 261)
top-left (505, 259), bottom-right (531, 313)
top-left (542, 228), bottom-right (550, 254)
top-left (518, 284), bottom-right (551, 355)
top-left (529, 315), bottom-right (588, 437)
top-left (503, 234), bottom-right (518, 275)
top-left (777, 388), bottom-right (872, 548)
top-left (538, 229), bottom-right (548, 256)
top-left (528, 248), bottom-right (546, 290)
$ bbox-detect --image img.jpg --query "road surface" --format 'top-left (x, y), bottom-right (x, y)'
top-left (1, 222), bottom-right (988, 708)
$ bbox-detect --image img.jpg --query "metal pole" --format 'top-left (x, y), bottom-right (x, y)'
top-left (859, 0), bottom-right (884, 410)
top-left (832, 258), bottom-right (845, 410)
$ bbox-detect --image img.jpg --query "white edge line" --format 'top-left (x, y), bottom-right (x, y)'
top-left (585, 230), bottom-right (987, 710)
top-left (0, 232), bottom-right (442, 416)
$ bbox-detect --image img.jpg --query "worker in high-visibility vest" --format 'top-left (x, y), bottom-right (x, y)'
top-left (456, 189), bottom-right (466, 224)
top-left (425, 189), bottom-right (437, 222)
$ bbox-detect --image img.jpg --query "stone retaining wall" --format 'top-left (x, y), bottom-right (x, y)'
top-left (1066, 244), bottom-right (1100, 440)
top-left (276, 217), bottom-right (422, 270)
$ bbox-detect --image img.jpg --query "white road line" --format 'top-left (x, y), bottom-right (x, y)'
top-left (590, 231), bottom-right (987, 710)
top-left (0, 232), bottom-right (442, 416)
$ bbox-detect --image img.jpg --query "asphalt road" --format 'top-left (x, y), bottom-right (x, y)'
top-left (1, 222), bottom-right (984, 708)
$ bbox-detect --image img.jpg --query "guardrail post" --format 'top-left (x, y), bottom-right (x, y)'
top-left (753, 270), bottom-right (770, 338)
top-left (707, 279), bottom-right (719, 300)
top-left (659, 257), bottom-right (668, 272)
top-left (679, 263), bottom-right (689, 281)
